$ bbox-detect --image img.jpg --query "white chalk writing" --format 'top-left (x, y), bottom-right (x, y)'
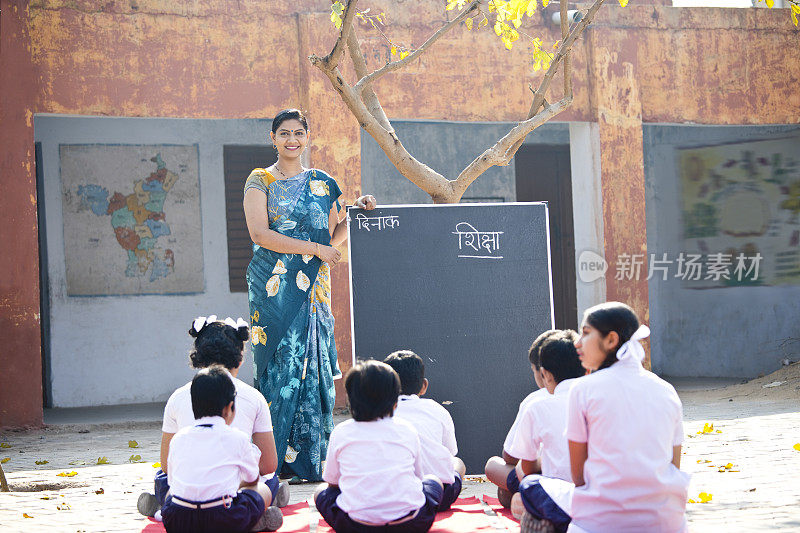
top-left (452, 222), bottom-right (503, 259)
top-left (354, 213), bottom-right (400, 231)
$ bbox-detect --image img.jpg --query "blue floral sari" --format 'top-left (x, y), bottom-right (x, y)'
top-left (244, 168), bottom-right (342, 481)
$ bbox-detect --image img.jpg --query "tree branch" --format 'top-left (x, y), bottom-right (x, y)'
top-left (352, 0), bottom-right (480, 95)
top-left (309, 56), bottom-right (454, 201)
top-left (560, 0), bottom-right (572, 99)
top-left (325, 0), bottom-right (360, 70)
top-left (452, 96), bottom-right (573, 200)
top-left (504, 0), bottom-right (606, 160)
top-left (346, 27), bottom-right (395, 137)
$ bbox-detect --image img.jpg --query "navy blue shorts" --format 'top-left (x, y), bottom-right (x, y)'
top-left (161, 489), bottom-right (265, 533)
top-left (518, 477), bottom-right (571, 533)
top-left (154, 468), bottom-right (169, 506)
top-left (437, 472), bottom-right (463, 512)
top-left (155, 471), bottom-right (279, 507)
top-left (506, 468), bottom-right (520, 493)
top-left (315, 478), bottom-right (443, 532)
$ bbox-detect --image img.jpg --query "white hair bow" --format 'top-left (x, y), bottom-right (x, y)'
top-left (192, 315), bottom-right (217, 334)
top-left (615, 324), bottom-right (650, 363)
top-left (223, 317), bottom-right (249, 329)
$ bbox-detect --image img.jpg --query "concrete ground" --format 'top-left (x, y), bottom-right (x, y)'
top-left (1, 381), bottom-right (799, 532)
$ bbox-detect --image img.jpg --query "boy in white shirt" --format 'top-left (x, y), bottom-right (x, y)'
top-left (138, 317), bottom-right (287, 519)
top-left (314, 360), bottom-right (443, 532)
top-left (485, 330), bottom-right (561, 507)
top-left (161, 365), bottom-right (283, 533)
top-left (507, 330), bottom-right (582, 484)
top-left (383, 350), bottom-right (465, 512)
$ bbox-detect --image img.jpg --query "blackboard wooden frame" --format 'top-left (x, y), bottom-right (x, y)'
top-left (346, 202), bottom-right (555, 473)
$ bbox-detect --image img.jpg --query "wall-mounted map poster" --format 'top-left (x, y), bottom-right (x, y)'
top-left (61, 144), bottom-right (204, 295)
top-left (679, 137), bottom-right (800, 288)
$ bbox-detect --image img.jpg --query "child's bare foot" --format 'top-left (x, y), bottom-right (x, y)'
top-left (497, 486), bottom-right (513, 509)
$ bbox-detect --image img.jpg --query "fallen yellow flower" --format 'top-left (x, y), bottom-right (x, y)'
top-left (699, 492), bottom-right (713, 503)
top-left (56, 471), bottom-right (78, 477)
top-left (793, 443), bottom-right (800, 452)
top-left (34, 460), bottom-right (49, 465)
top-left (152, 462), bottom-right (161, 468)
top-left (23, 513), bottom-right (34, 518)
top-left (697, 423), bottom-right (714, 434)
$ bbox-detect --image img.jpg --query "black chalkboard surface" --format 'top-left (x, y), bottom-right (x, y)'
top-left (347, 202), bottom-right (555, 474)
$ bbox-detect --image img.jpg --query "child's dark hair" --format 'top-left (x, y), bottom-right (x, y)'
top-left (538, 330), bottom-right (583, 383)
top-left (383, 350), bottom-right (425, 396)
top-left (272, 109), bottom-right (308, 134)
top-left (188, 320), bottom-right (249, 370)
top-left (345, 360), bottom-right (401, 422)
top-left (528, 329), bottom-right (560, 368)
top-left (190, 365), bottom-right (236, 419)
top-left (583, 301), bottom-right (641, 370)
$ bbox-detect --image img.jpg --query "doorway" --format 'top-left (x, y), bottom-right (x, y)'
top-left (515, 144), bottom-right (578, 330)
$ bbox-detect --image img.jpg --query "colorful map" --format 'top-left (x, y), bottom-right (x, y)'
top-left (61, 145), bottom-right (203, 295)
top-left (77, 154), bottom-right (178, 282)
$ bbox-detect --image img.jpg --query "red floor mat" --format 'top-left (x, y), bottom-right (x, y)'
top-left (482, 494), bottom-right (521, 532)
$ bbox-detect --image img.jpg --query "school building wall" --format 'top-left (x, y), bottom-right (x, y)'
top-left (644, 124), bottom-right (800, 378)
top-left (1, 0), bottom-right (798, 425)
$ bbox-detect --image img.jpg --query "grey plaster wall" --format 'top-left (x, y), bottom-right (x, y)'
top-left (35, 115), bottom-right (271, 407)
top-left (644, 124), bottom-right (800, 378)
top-left (360, 120), bottom-right (570, 204)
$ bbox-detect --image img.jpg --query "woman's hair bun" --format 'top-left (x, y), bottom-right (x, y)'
top-left (189, 324), bottom-right (201, 337)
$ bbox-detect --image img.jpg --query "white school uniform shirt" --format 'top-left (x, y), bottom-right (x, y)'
top-left (507, 379), bottom-right (576, 482)
top-left (162, 375), bottom-right (273, 435)
top-left (394, 394), bottom-right (458, 484)
top-left (565, 358), bottom-right (690, 533)
top-left (167, 416), bottom-right (261, 502)
top-left (323, 417), bottom-right (425, 524)
top-left (503, 387), bottom-right (549, 454)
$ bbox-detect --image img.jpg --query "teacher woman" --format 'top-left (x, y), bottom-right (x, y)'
top-left (243, 109), bottom-right (376, 482)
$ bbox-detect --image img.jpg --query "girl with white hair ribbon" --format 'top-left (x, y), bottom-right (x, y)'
top-left (512, 302), bottom-right (690, 533)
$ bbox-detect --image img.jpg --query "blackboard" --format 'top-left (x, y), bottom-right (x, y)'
top-left (347, 202), bottom-right (555, 474)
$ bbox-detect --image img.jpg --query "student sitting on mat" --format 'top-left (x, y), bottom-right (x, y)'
top-left (314, 360), bottom-right (443, 532)
top-left (384, 350), bottom-right (466, 512)
top-left (138, 316), bottom-right (288, 520)
top-left (507, 330), bottom-right (583, 485)
top-left (484, 329), bottom-right (559, 508)
top-left (512, 302), bottom-right (690, 533)
top-left (161, 366), bottom-right (283, 533)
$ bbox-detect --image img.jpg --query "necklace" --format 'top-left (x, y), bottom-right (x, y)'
top-left (274, 162), bottom-right (304, 180)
